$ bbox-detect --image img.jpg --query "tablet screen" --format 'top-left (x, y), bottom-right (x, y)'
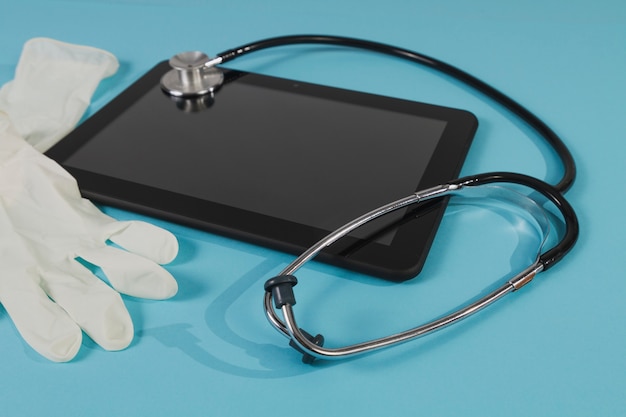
top-left (48, 62), bottom-right (477, 281)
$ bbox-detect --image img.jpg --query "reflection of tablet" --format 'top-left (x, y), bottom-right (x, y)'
top-left (47, 61), bottom-right (477, 281)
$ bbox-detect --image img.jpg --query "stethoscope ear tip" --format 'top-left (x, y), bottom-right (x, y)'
top-left (288, 329), bottom-right (325, 364)
top-left (265, 275), bottom-right (326, 363)
top-left (265, 274), bottom-right (299, 309)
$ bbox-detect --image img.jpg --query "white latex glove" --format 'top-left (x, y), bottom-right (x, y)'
top-left (0, 39), bottom-right (179, 362)
top-left (0, 38), bottom-right (120, 152)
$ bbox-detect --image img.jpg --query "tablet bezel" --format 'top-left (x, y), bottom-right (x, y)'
top-left (46, 61), bottom-right (478, 281)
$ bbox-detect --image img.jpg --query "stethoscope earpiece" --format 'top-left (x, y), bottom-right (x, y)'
top-left (263, 174), bottom-right (578, 362)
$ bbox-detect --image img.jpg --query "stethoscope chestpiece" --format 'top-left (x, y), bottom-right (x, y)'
top-left (160, 51), bottom-right (224, 97)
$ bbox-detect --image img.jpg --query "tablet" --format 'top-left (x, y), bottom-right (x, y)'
top-left (46, 61), bottom-right (478, 281)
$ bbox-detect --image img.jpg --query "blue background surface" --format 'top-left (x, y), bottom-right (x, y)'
top-left (1, 1), bottom-right (625, 416)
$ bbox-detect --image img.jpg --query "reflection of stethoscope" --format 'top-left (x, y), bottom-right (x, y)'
top-left (161, 35), bottom-right (579, 363)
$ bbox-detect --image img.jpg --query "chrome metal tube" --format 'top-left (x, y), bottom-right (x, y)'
top-left (282, 279), bottom-right (517, 359)
top-left (280, 184), bottom-right (455, 276)
top-left (262, 178), bottom-right (560, 361)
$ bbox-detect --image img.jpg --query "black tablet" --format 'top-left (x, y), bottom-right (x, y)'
top-left (46, 61), bottom-right (477, 281)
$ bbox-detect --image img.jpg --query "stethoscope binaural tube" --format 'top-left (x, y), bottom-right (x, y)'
top-left (263, 172), bottom-right (578, 362)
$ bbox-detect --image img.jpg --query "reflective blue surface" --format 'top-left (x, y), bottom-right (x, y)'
top-left (1, 1), bottom-right (625, 416)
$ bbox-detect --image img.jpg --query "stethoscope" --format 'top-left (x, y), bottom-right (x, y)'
top-left (160, 35), bottom-right (579, 363)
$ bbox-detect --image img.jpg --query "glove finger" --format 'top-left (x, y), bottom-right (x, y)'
top-left (0, 271), bottom-right (81, 362)
top-left (41, 262), bottom-right (134, 352)
top-left (105, 221), bottom-right (179, 265)
top-left (78, 245), bottom-right (178, 300)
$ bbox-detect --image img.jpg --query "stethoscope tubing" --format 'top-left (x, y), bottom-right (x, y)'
top-left (216, 34), bottom-right (576, 193)
top-left (199, 34), bottom-right (580, 361)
